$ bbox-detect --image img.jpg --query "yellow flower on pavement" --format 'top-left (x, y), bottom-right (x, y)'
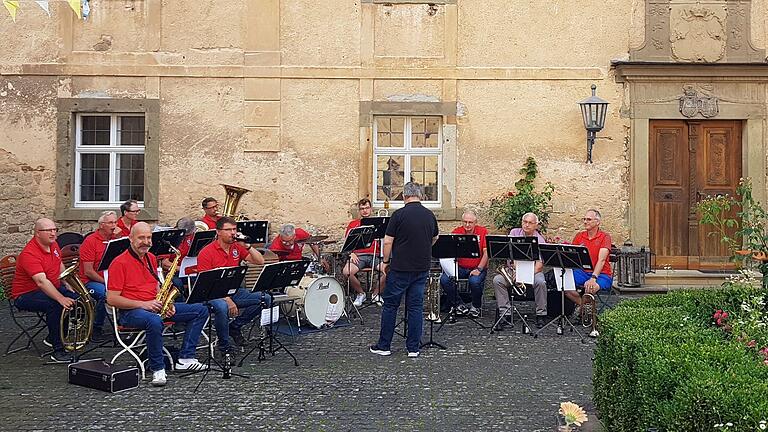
top-left (560, 401), bottom-right (588, 427)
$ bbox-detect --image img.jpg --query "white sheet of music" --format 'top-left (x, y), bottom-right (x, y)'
top-left (514, 261), bottom-right (535, 285)
top-left (552, 268), bottom-right (577, 291)
top-left (260, 306), bottom-right (280, 326)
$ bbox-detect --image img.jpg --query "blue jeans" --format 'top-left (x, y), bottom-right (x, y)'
top-left (118, 303), bottom-right (208, 372)
top-left (441, 267), bottom-right (487, 308)
top-left (376, 269), bottom-right (427, 353)
top-left (208, 289), bottom-right (271, 351)
top-left (573, 269), bottom-right (613, 291)
top-left (14, 287), bottom-right (78, 352)
top-left (84, 281), bottom-right (107, 330)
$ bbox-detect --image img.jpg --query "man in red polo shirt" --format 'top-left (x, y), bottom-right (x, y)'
top-left (440, 209), bottom-right (489, 318)
top-left (116, 199), bottom-right (140, 237)
top-left (11, 218), bottom-right (78, 363)
top-left (77, 210), bottom-right (119, 341)
top-left (200, 197), bottom-right (220, 230)
top-left (269, 224), bottom-right (319, 261)
top-left (565, 209), bottom-right (613, 309)
top-left (196, 216), bottom-right (267, 350)
top-left (342, 198), bottom-right (386, 307)
top-left (107, 222), bottom-right (209, 387)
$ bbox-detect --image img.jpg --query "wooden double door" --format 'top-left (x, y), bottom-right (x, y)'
top-left (650, 120), bottom-right (742, 270)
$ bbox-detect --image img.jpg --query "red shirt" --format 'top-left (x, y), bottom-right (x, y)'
top-left (201, 215), bottom-right (219, 230)
top-left (78, 230), bottom-right (114, 283)
top-left (116, 217), bottom-right (136, 238)
top-left (107, 250), bottom-right (160, 302)
top-left (452, 225), bottom-right (489, 270)
top-left (11, 238), bottom-right (62, 299)
top-left (197, 240), bottom-right (249, 272)
top-left (572, 229), bottom-right (613, 276)
top-left (345, 219), bottom-right (377, 254)
top-left (269, 228), bottom-right (310, 261)
top-left (178, 234), bottom-right (193, 260)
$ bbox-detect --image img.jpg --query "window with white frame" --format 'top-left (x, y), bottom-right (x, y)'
top-left (373, 116), bottom-right (441, 205)
top-left (74, 114), bottom-right (145, 207)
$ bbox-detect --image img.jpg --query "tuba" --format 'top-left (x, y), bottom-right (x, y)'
top-left (581, 293), bottom-right (599, 337)
top-left (497, 264), bottom-right (526, 297)
top-left (221, 184), bottom-right (251, 220)
top-left (424, 271), bottom-right (441, 322)
top-left (59, 264), bottom-right (95, 352)
top-left (156, 246), bottom-right (182, 318)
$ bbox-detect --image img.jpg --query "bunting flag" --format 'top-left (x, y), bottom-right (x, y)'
top-left (3, 0), bottom-right (20, 22)
top-left (67, 0), bottom-right (80, 19)
top-left (35, 0), bottom-right (50, 16)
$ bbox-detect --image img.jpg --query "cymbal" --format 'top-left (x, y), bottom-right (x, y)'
top-left (304, 235), bottom-right (329, 244)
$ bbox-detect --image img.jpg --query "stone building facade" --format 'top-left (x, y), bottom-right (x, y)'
top-left (0, 0), bottom-right (766, 268)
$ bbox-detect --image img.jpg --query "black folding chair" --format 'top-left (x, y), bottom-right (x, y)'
top-left (1, 255), bottom-right (48, 356)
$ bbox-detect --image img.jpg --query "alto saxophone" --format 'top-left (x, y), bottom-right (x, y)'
top-left (156, 245), bottom-right (182, 318)
top-left (497, 264), bottom-right (526, 297)
top-left (59, 263), bottom-right (95, 352)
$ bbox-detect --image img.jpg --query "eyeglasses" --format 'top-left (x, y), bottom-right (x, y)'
top-left (583, 217), bottom-right (598, 222)
top-left (522, 220), bottom-right (537, 225)
top-left (205, 205), bottom-right (219, 210)
top-left (126, 209), bottom-right (141, 214)
top-left (36, 228), bottom-right (59, 233)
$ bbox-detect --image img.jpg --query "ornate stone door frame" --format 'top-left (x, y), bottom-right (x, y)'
top-left (615, 63), bottom-right (767, 246)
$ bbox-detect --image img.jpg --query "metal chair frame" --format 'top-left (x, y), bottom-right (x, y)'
top-left (1, 255), bottom-right (48, 357)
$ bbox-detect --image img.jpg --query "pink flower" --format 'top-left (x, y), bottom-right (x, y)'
top-left (747, 340), bottom-right (757, 348)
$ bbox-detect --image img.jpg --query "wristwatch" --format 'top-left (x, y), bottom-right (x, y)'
top-left (382, 260), bottom-right (390, 264)
top-left (590, 274), bottom-right (598, 280)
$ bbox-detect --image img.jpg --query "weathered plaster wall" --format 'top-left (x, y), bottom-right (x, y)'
top-left (281, 1), bottom-right (361, 67)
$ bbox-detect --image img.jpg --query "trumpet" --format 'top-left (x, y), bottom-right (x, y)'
top-left (496, 264), bottom-right (526, 297)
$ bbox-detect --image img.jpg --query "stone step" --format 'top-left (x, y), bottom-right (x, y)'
top-left (614, 270), bottom-right (731, 294)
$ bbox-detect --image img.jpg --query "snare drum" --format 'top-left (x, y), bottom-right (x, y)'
top-left (280, 275), bottom-right (345, 329)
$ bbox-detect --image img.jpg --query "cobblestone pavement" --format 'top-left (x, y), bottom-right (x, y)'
top-left (0, 297), bottom-right (606, 432)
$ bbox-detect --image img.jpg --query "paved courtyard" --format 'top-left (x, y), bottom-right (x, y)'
top-left (0, 298), bottom-right (603, 432)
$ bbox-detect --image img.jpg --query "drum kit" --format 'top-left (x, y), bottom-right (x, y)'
top-left (276, 235), bottom-right (347, 329)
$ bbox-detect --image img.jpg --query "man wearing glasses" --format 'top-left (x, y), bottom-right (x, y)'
top-left (565, 209), bottom-right (613, 308)
top-left (11, 218), bottom-right (79, 362)
top-left (200, 197), bottom-right (220, 230)
top-left (116, 199), bottom-right (140, 237)
top-left (343, 198), bottom-right (386, 307)
top-left (440, 209), bottom-right (489, 319)
top-left (269, 224), bottom-right (319, 262)
top-left (77, 210), bottom-right (119, 342)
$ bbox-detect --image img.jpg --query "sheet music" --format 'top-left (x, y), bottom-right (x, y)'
top-left (260, 306), bottom-right (280, 326)
top-left (514, 261), bottom-right (535, 285)
top-left (553, 268), bottom-right (576, 291)
top-left (179, 256), bottom-right (198, 277)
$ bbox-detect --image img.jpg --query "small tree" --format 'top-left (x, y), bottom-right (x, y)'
top-left (488, 157), bottom-right (555, 232)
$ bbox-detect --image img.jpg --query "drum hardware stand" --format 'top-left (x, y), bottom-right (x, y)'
top-left (434, 234), bottom-right (485, 333)
top-left (533, 244), bottom-right (591, 344)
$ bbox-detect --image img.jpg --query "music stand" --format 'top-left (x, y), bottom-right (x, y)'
top-left (434, 234), bottom-right (484, 333)
top-left (239, 260), bottom-right (310, 368)
top-left (182, 265), bottom-right (249, 392)
top-left (237, 220), bottom-right (269, 244)
top-left (359, 216), bottom-right (390, 304)
top-left (149, 229), bottom-right (185, 256)
top-left (339, 225), bottom-right (376, 324)
top-left (487, 236), bottom-right (540, 334)
top-left (533, 244), bottom-right (592, 342)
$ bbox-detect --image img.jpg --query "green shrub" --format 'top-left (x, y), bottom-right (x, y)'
top-left (593, 286), bottom-right (768, 431)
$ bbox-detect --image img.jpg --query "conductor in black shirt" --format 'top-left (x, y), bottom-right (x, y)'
top-left (370, 182), bottom-right (439, 358)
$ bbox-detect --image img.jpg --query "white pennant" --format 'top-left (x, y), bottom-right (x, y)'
top-left (35, 0), bottom-right (50, 16)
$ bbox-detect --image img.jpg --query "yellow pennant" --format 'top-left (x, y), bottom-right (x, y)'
top-left (3, 0), bottom-right (20, 22)
top-left (67, 0), bottom-right (81, 19)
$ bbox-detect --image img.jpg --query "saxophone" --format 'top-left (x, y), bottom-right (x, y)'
top-left (156, 245), bottom-right (181, 318)
top-left (497, 264), bottom-right (526, 297)
top-left (59, 263), bottom-right (95, 352)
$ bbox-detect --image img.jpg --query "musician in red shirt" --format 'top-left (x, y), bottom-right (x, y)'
top-left (342, 198), bottom-right (386, 307)
top-left (200, 197), bottom-right (220, 230)
top-left (107, 222), bottom-right (209, 387)
top-left (11, 218), bottom-right (78, 363)
top-left (116, 199), bottom-right (140, 237)
top-left (269, 224), bottom-right (319, 261)
top-left (77, 210), bottom-right (119, 341)
top-left (196, 216), bottom-right (267, 350)
top-left (440, 210), bottom-right (489, 318)
top-left (565, 209), bottom-right (614, 309)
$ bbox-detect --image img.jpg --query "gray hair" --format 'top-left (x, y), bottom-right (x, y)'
top-left (279, 223), bottom-right (296, 237)
top-left (175, 217), bottom-right (196, 236)
top-left (98, 210), bottom-right (117, 223)
top-left (586, 208), bottom-right (602, 220)
top-left (403, 182), bottom-right (423, 199)
top-left (462, 209), bottom-right (478, 221)
top-left (521, 212), bottom-right (539, 224)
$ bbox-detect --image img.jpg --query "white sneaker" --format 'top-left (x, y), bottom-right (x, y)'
top-left (151, 369), bottom-right (167, 387)
top-left (174, 358), bottom-right (209, 372)
top-left (353, 293), bottom-right (366, 307)
top-left (408, 352), bottom-right (420, 358)
top-left (589, 329), bottom-right (600, 338)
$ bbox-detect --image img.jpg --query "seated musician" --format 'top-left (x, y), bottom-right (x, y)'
top-left (269, 224), bottom-right (320, 262)
top-left (440, 210), bottom-right (489, 318)
top-left (565, 209), bottom-right (613, 319)
top-left (492, 212), bottom-right (548, 328)
top-left (196, 216), bottom-right (269, 351)
top-left (107, 222), bottom-right (209, 387)
top-left (200, 197), bottom-right (221, 230)
top-left (116, 199), bottom-right (140, 238)
top-left (11, 218), bottom-right (79, 363)
top-left (343, 198), bottom-right (386, 307)
top-left (77, 210), bottom-right (120, 342)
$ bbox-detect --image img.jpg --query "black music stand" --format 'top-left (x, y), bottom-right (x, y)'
top-left (188, 231), bottom-right (216, 258)
top-left (359, 216), bottom-right (390, 305)
top-left (149, 229), bottom-right (185, 256)
top-left (533, 244), bottom-right (592, 343)
top-left (237, 220), bottom-right (269, 244)
top-left (339, 225), bottom-right (376, 324)
top-left (239, 260), bottom-right (310, 368)
top-left (183, 265), bottom-right (249, 392)
top-left (97, 238), bottom-right (130, 273)
top-left (434, 234), bottom-right (484, 332)
top-left (487, 236), bottom-right (540, 334)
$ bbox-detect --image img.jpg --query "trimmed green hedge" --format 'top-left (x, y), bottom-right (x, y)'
top-left (593, 286), bottom-right (768, 431)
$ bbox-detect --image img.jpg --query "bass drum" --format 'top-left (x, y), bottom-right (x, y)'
top-left (281, 276), bottom-right (345, 329)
